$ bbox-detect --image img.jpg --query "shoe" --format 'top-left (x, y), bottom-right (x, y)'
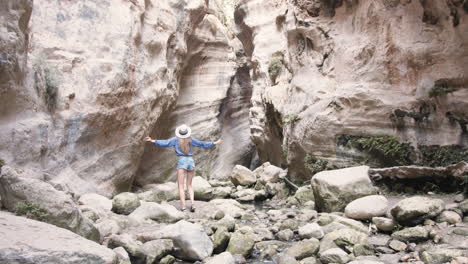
top-left (190, 205), bottom-right (196, 212)
top-left (181, 207), bottom-right (186, 212)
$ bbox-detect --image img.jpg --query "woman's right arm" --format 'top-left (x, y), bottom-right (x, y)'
top-left (145, 136), bottom-right (175, 147)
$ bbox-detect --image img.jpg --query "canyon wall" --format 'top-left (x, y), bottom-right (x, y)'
top-left (0, 0), bottom-right (253, 196)
top-left (236, 0), bottom-right (468, 182)
top-left (1, 0), bottom-right (467, 196)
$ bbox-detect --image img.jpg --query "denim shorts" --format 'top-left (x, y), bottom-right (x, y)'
top-left (177, 156), bottom-right (195, 171)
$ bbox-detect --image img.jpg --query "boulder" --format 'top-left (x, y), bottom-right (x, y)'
top-left (391, 226), bottom-right (429, 242)
top-left (311, 166), bottom-right (377, 212)
top-left (160, 255), bottom-right (176, 264)
top-left (372, 217), bottom-right (396, 232)
top-left (320, 228), bottom-right (368, 253)
top-left (255, 240), bottom-right (287, 260)
top-left (284, 238), bottom-right (320, 260)
top-left (112, 192), bottom-right (141, 215)
top-left (294, 186), bottom-right (315, 204)
top-left (138, 220), bottom-right (213, 261)
top-left (78, 193), bottom-right (113, 212)
top-left (277, 254), bottom-right (300, 264)
top-left (436, 210), bottom-right (462, 224)
top-left (210, 199), bottom-right (245, 218)
top-left (0, 212), bottom-right (116, 263)
top-left (265, 182), bottom-right (290, 199)
top-left (458, 199), bottom-right (468, 215)
top-left (232, 189), bottom-right (257, 202)
top-left (142, 239), bottom-right (173, 264)
top-left (253, 162), bottom-right (286, 184)
top-left (226, 231), bottom-right (256, 257)
top-left (193, 176), bottom-right (213, 201)
top-left (0, 166), bottom-right (99, 241)
top-left (95, 218), bottom-right (121, 240)
top-left (345, 195), bottom-right (388, 220)
top-left (391, 196), bottom-right (445, 226)
top-left (108, 234), bottom-right (146, 261)
top-left (128, 201), bottom-right (184, 223)
top-left (204, 252), bottom-right (235, 264)
top-left (319, 248), bottom-right (350, 264)
top-left (298, 223), bottom-right (325, 239)
top-left (300, 257), bottom-right (320, 264)
top-left (419, 246), bottom-right (463, 264)
top-left (318, 213), bottom-right (368, 233)
top-left (213, 227), bottom-right (231, 253)
top-left (230, 165), bottom-right (256, 186)
top-left (113, 247), bottom-right (131, 264)
top-left (388, 240), bottom-right (406, 252)
top-left (277, 229), bottom-right (294, 241)
top-left (138, 182), bottom-right (178, 202)
top-left (212, 187), bottom-right (232, 199)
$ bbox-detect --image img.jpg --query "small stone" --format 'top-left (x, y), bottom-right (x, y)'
top-left (388, 240), bottom-right (406, 252)
top-left (226, 232), bottom-right (255, 257)
top-left (453, 227), bottom-right (468, 236)
top-left (284, 238), bottom-right (320, 260)
top-left (436, 210), bottom-right (462, 224)
top-left (230, 165), bottom-right (256, 186)
top-left (112, 192), bottom-right (141, 215)
top-left (320, 248), bottom-right (350, 264)
top-left (424, 219), bottom-right (436, 226)
top-left (345, 195), bottom-right (388, 220)
top-left (391, 226), bottom-right (429, 243)
top-left (298, 223), bottom-right (324, 239)
top-left (372, 217), bottom-right (396, 232)
top-left (420, 247), bottom-right (463, 264)
top-left (375, 246), bottom-right (394, 254)
top-left (213, 227), bottom-right (231, 254)
top-left (391, 196), bottom-right (444, 226)
top-left (454, 194), bottom-right (465, 203)
top-left (353, 243), bottom-right (375, 256)
top-left (277, 229), bottom-right (294, 241)
top-left (280, 219), bottom-right (299, 231)
top-left (159, 255), bottom-right (175, 264)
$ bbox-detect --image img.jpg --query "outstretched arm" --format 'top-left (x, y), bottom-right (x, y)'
top-left (191, 138), bottom-right (222, 149)
top-left (145, 136), bottom-right (176, 147)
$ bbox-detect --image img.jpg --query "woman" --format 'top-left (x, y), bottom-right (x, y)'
top-left (145, 124), bottom-right (222, 212)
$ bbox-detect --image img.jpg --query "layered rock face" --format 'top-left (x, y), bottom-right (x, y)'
top-left (235, 0), bottom-right (468, 181)
top-left (0, 0), bottom-right (253, 195)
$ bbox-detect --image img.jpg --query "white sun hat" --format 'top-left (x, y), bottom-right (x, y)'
top-left (175, 124), bottom-right (192, 138)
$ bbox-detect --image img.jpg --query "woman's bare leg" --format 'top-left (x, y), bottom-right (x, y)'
top-left (177, 169), bottom-right (186, 209)
top-left (186, 170), bottom-right (195, 208)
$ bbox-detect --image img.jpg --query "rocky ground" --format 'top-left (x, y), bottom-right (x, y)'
top-left (1, 162), bottom-right (468, 264)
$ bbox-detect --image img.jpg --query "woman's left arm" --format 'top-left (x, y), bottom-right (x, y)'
top-left (192, 138), bottom-right (221, 148)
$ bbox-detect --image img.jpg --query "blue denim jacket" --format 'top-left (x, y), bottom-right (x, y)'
top-left (154, 137), bottom-right (214, 156)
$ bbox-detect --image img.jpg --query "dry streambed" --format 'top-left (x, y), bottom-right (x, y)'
top-left (0, 163), bottom-right (467, 264)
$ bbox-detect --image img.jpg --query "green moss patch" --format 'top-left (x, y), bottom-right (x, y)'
top-left (283, 114), bottom-right (301, 125)
top-left (304, 154), bottom-right (328, 175)
top-left (268, 52), bottom-right (284, 84)
top-left (429, 79), bottom-right (459, 97)
top-left (419, 145), bottom-right (468, 167)
top-left (15, 201), bottom-right (49, 221)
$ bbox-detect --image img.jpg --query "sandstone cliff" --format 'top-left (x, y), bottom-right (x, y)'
top-left (235, 0), bottom-right (468, 181)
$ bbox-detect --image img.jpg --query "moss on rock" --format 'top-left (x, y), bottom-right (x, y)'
top-left (337, 134), bottom-right (413, 166)
top-left (418, 145), bottom-right (468, 167)
top-left (268, 52), bottom-right (284, 84)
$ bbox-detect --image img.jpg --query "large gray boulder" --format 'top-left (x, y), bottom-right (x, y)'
top-left (284, 238), bottom-right (320, 260)
top-left (193, 176), bottom-right (214, 201)
top-left (204, 252), bottom-right (235, 264)
top-left (78, 193), bottom-right (113, 212)
top-left (391, 226), bottom-right (429, 242)
top-left (345, 195), bottom-right (388, 220)
top-left (226, 231), bottom-right (256, 257)
top-left (138, 182), bottom-right (178, 202)
top-left (138, 220), bottom-right (213, 261)
top-left (0, 166), bottom-right (99, 241)
top-left (390, 196), bottom-right (445, 226)
top-left (128, 201), bottom-right (184, 223)
top-left (311, 166), bottom-right (377, 212)
top-left (112, 192), bottom-right (141, 215)
top-left (230, 165), bottom-right (256, 186)
top-left (320, 228), bottom-right (368, 253)
top-left (0, 212), bottom-right (116, 263)
top-left (253, 162), bottom-right (286, 184)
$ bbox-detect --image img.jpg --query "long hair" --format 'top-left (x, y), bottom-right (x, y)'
top-left (178, 137), bottom-right (192, 155)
